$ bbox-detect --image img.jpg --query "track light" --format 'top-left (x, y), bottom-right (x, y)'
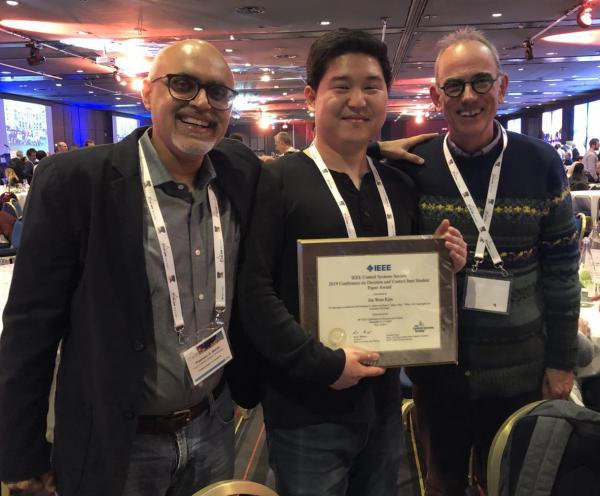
top-left (577, 1), bottom-right (594, 29)
top-left (26, 42), bottom-right (45, 66)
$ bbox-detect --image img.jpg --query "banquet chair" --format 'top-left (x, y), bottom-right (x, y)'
top-left (401, 399), bottom-right (425, 496)
top-left (575, 212), bottom-right (587, 247)
top-left (192, 479), bottom-right (278, 496)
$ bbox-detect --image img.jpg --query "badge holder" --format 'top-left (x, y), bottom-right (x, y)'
top-left (463, 260), bottom-right (512, 315)
top-left (181, 310), bottom-right (233, 386)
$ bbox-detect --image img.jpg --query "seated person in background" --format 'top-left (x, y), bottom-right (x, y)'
top-left (274, 131), bottom-right (299, 156)
top-left (228, 133), bottom-right (245, 144)
top-left (569, 162), bottom-right (589, 191)
top-left (564, 151), bottom-right (573, 166)
top-left (3, 167), bottom-right (20, 187)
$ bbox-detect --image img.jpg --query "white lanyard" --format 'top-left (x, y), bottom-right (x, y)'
top-left (307, 143), bottom-right (396, 238)
top-left (442, 126), bottom-right (508, 274)
top-left (139, 143), bottom-right (226, 343)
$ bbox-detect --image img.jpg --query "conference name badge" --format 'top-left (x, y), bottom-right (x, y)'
top-left (463, 270), bottom-right (512, 315)
top-left (182, 327), bottom-right (233, 386)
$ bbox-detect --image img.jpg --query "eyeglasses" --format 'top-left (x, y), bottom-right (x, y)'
top-left (438, 74), bottom-right (500, 98)
top-left (150, 74), bottom-right (238, 110)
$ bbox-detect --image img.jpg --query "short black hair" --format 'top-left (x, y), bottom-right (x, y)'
top-left (229, 133), bottom-right (244, 143)
top-left (36, 150), bottom-right (47, 161)
top-left (26, 148), bottom-right (36, 156)
top-left (590, 138), bottom-right (599, 148)
top-left (306, 28), bottom-right (392, 90)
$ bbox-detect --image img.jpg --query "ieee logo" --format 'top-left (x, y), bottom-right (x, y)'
top-left (367, 264), bottom-right (392, 272)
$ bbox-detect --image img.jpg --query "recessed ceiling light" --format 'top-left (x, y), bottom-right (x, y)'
top-left (6, 1), bottom-right (19, 6)
top-left (225, 48), bottom-right (234, 53)
top-left (1, 71), bottom-right (10, 74)
top-left (88, 90), bottom-right (94, 94)
top-left (274, 85), bottom-right (279, 88)
top-left (283, 92), bottom-right (287, 96)
top-left (77, 31), bottom-right (89, 35)
top-left (546, 52), bottom-right (557, 56)
top-left (518, 67), bottom-right (524, 71)
top-left (193, 27), bottom-right (204, 31)
top-left (492, 13), bottom-right (502, 17)
top-left (244, 62), bottom-right (251, 67)
top-left (55, 83), bottom-right (62, 87)
top-left (549, 83), bottom-right (556, 86)
top-left (76, 69), bottom-right (84, 73)
top-left (320, 21), bottom-right (331, 26)
top-left (229, 34), bottom-right (235, 41)
top-left (115, 97), bottom-right (121, 100)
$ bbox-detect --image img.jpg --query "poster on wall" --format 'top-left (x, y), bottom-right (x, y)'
top-left (113, 115), bottom-right (139, 143)
top-left (3, 99), bottom-right (52, 153)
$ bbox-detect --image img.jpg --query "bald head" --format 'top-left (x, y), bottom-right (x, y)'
top-left (149, 40), bottom-right (233, 87)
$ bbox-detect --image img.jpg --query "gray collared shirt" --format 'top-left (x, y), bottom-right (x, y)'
top-left (138, 130), bottom-right (240, 415)
top-left (448, 120), bottom-right (503, 158)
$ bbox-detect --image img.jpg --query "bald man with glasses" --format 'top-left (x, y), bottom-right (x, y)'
top-left (385, 26), bottom-right (580, 495)
top-left (0, 40), bottom-right (261, 496)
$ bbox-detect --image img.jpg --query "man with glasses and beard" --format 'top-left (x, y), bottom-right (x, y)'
top-left (388, 27), bottom-right (580, 495)
top-left (0, 40), bottom-right (261, 496)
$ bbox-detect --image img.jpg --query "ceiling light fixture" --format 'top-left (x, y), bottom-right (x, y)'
top-left (492, 13), bottom-right (502, 18)
top-left (225, 48), bottom-right (234, 53)
top-left (577, 1), bottom-right (594, 28)
top-left (260, 74), bottom-right (271, 82)
top-left (193, 27), bottom-right (204, 31)
top-left (6, 1), bottom-right (19, 6)
top-left (320, 21), bottom-right (331, 26)
top-left (76, 69), bottom-right (84, 73)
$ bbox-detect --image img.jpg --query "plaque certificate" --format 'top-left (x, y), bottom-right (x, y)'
top-left (298, 236), bottom-right (457, 367)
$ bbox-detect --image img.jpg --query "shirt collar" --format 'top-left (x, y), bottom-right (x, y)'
top-left (448, 120), bottom-right (502, 158)
top-left (138, 128), bottom-right (216, 190)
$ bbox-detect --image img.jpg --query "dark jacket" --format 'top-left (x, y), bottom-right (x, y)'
top-left (0, 127), bottom-right (261, 495)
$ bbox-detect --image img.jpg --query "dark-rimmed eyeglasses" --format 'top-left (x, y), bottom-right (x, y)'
top-left (150, 73), bottom-right (238, 110)
top-left (439, 74), bottom-right (500, 98)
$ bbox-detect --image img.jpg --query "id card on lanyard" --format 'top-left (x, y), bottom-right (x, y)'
top-left (139, 142), bottom-right (232, 384)
top-left (442, 126), bottom-right (513, 315)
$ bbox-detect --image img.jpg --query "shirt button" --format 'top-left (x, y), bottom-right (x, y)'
top-left (198, 293), bottom-right (205, 301)
top-left (195, 249), bottom-right (201, 256)
top-left (133, 340), bottom-right (145, 352)
top-left (177, 184), bottom-right (185, 190)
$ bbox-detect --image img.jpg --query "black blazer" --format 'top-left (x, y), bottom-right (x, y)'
top-left (0, 127), bottom-right (261, 496)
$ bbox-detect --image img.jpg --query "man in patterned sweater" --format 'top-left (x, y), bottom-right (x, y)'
top-left (393, 27), bottom-right (580, 496)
